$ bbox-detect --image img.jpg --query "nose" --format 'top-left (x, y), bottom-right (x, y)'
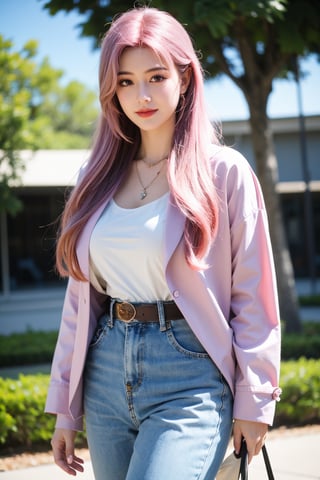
top-left (138, 84), bottom-right (151, 103)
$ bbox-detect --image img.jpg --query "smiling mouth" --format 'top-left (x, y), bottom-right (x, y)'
top-left (135, 109), bottom-right (158, 118)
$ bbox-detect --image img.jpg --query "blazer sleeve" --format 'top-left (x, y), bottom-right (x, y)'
top-left (45, 276), bottom-right (83, 430)
top-left (226, 152), bottom-right (281, 424)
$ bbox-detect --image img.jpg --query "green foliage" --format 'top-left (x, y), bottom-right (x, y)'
top-left (32, 79), bottom-right (98, 148)
top-left (275, 358), bottom-right (320, 426)
top-left (281, 322), bottom-right (320, 360)
top-left (0, 35), bottom-right (98, 215)
top-left (1, 322), bottom-right (319, 371)
top-left (282, 334), bottom-right (320, 360)
top-left (299, 295), bottom-right (320, 307)
top-left (0, 36), bottom-right (44, 215)
top-left (0, 374), bottom-right (87, 449)
top-left (0, 331), bottom-right (58, 367)
top-left (0, 375), bottom-right (53, 447)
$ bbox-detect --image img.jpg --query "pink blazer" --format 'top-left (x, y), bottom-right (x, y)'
top-left (45, 146), bottom-right (281, 431)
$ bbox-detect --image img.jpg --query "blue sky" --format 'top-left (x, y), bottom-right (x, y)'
top-left (1, 0), bottom-right (319, 121)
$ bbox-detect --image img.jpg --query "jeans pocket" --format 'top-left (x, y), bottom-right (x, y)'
top-left (89, 317), bottom-right (108, 349)
top-left (166, 320), bottom-right (209, 358)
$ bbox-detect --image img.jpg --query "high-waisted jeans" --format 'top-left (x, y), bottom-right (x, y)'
top-left (83, 305), bottom-right (233, 480)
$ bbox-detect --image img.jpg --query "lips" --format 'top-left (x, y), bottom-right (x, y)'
top-left (135, 109), bottom-right (158, 118)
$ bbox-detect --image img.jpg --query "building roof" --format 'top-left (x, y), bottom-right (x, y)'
top-left (220, 114), bottom-right (320, 135)
top-left (17, 149), bottom-right (89, 187)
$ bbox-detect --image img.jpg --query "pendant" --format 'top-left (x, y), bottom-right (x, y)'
top-left (140, 189), bottom-right (147, 200)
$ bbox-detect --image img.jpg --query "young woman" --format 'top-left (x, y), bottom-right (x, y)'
top-left (46, 7), bottom-right (281, 480)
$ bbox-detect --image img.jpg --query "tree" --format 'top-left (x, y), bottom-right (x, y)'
top-left (41, 0), bottom-right (320, 332)
top-left (0, 35), bottom-right (98, 215)
top-left (32, 79), bottom-right (98, 149)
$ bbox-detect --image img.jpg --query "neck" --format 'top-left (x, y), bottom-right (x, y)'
top-left (138, 129), bottom-right (173, 163)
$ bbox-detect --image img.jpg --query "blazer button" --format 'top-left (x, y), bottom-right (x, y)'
top-left (173, 290), bottom-right (180, 298)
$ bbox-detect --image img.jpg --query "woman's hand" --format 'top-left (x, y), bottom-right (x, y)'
top-left (51, 428), bottom-right (84, 476)
top-left (233, 419), bottom-right (268, 464)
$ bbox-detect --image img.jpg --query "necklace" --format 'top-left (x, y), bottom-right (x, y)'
top-left (135, 161), bottom-right (164, 200)
top-left (140, 155), bottom-right (168, 168)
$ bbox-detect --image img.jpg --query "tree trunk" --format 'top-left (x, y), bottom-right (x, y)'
top-left (247, 97), bottom-right (301, 333)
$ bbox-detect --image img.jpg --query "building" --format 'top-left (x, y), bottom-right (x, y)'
top-left (0, 115), bottom-right (319, 296)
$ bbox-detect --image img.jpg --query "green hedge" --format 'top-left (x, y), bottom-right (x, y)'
top-left (0, 331), bottom-right (58, 367)
top-left (0, 375), bottom-right (54, 447)
top-left (0, 359), bottom-right (319, 450)
top-left (0, 374), bottom-right (86, 451)
top-left (0, 323), bottom-right (319, 369)
top-left (281, 334), bottom-right (320, 359)
top-left (299, 295), bottom-right (320, 307)
top-left (281, 322), bottom-right (320, 360)
top-left (274, 358), bottom-right (320, 427)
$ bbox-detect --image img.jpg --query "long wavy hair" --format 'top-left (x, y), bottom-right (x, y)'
top-left (56, 7), bottom-right (220, 280)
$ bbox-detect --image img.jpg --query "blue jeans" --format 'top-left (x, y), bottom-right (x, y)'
top-left (83, 306), bottom-right (233, 480)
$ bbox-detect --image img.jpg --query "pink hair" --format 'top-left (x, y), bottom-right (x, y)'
top-left (56, 7), bottom-right (220, 280)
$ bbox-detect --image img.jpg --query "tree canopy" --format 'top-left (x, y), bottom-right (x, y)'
top-left (0, 35), bottom-right (98, 215)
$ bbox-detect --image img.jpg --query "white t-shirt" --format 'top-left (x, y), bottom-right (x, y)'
top-left (89, 193), bottom-right (172, 302)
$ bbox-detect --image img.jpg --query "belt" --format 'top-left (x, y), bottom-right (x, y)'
top-left (106, 296), bottom-right (183, 323)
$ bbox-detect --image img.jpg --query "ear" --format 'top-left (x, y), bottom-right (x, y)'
top-left (180, 66), bottom-right (191, 95)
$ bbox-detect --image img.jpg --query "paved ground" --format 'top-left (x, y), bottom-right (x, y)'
top-left (1, 427), bottom-right (320, 479)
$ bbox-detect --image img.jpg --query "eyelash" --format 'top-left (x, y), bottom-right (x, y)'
top-left (118, 75), bottom-right (166, 87)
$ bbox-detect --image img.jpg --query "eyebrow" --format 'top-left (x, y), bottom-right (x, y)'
top-left (117, 66), bottom-right (168, 76)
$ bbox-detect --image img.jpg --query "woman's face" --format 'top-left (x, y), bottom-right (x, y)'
top-left (116, 47), bottom-right (189, 136)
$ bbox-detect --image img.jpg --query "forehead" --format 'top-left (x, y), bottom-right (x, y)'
top-left (118, 46), bottom-right (171, 71)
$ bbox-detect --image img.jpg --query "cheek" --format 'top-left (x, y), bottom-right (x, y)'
top-left (166, 81), bottom-right (181, 105)
top-left (116, 90), bottom-right (131, 112)
top-left (166, 87), bottom-right (181, 112)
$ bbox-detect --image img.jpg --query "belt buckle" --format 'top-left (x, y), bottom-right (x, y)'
top-left (116, 301), bottom-right (137, 322)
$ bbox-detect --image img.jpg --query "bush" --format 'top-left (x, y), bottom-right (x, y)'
top-left (281, 322), bottom-right (320, 360)
top-left (299, 294), bottom-right (320, 307)
top-left (0, 374), bottom-right (86, 451)
top-left (0, 331), bottom-right (58, 367)
top-left (0, 375), bottom-right (53, 447)
top-left (281, 334), bottom-right (320, 359)
top-left (275, 358), bottom-right (320, 427)
top-left (0, 323), bottom-right (319, 368)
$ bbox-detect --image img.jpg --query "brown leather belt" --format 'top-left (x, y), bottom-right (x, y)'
top-left (106, 296), bottom-right (183, 323)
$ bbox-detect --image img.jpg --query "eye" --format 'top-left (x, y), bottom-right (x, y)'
top-left (118, 78), bottom-right (133, 87)
top-left (150, 74), bottom-right (166, 83)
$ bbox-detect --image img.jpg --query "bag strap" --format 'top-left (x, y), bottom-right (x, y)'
top-left (239, 441), bottom-right (275, 479)
top-left (239, 440), bottom-right (248, 479)
top-left (262, 444), bottom-right (275, 480)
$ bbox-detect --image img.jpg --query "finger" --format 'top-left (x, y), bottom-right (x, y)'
top-left (54, 455), bottom-right (77, 476)
top-left (246, 436), bottom-right (264, 464)
top-left (65, 438), bottom-right (75, 465)
top-left (67, 456), bottom-right (85, 473)
top-left (247, 448), bottom-right (254, 464)
top-left (54, 455), bottom-right (84, 475)
top-left (233, 429), bottom-right (243, 455)
top-left (72, 455), bottom-right (85, 464)
top-left (52, 446), bottom-right (83, 475)
top-left (253, 436), bottom-right (265, 456)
